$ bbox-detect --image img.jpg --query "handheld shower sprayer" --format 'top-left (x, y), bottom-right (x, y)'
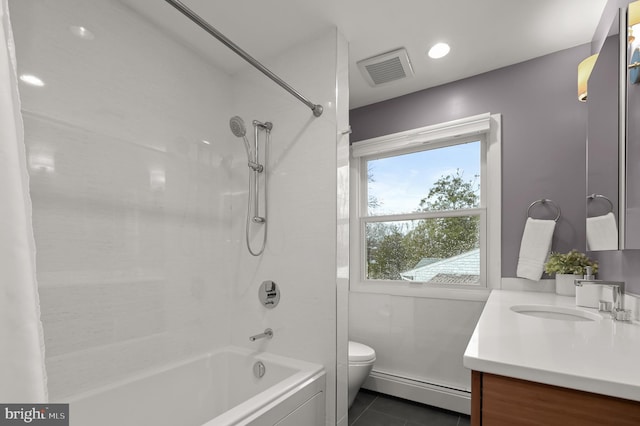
top-left (229, 115), bottom-right (272, 256)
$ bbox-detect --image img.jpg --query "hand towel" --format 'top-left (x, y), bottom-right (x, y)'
top-left (586, 212), bottom-right (618, 251)
top-left (516, 218), bottom-right (556, 281)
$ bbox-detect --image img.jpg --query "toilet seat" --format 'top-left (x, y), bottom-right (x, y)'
top-left (349, 341), bottom-right (376, 363)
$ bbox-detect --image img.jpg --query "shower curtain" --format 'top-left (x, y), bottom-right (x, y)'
top-left (0, 0), bottom-right (48, 402)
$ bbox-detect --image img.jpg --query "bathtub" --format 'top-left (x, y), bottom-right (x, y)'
top-left (66, 346), bottom-right (326, 426)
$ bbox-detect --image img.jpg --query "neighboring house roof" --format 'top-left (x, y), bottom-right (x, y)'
top-left (413, 258), bottom-right (441, 268)
top-left (400, 248), bottom-right (480, 284)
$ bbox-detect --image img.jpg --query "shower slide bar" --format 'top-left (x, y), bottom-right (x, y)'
top-left (164, 0), bottom-right (324, 117)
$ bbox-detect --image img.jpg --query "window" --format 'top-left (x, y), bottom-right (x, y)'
top-left (350, 114), bottom-right (501, 299)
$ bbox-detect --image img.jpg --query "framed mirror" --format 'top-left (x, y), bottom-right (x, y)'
top-left (586, 8), bottom-right (622, 251)
top-left (625, 0), bottom-right (640, 248)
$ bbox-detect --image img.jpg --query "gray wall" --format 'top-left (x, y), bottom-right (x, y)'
top-left (351, 45), bottom-right (590, 279)
top-left (593, 251), bottom-right (640, 293)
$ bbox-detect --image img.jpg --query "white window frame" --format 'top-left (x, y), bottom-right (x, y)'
top-left (349, 113), bottom-right (501, 301)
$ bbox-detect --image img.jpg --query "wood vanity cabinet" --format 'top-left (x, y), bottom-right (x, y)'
top-left (471, 371), bottom-right (640, 426)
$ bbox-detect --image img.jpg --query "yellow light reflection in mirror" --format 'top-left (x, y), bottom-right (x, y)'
top-left (578, 54), bottom-right (598, 102)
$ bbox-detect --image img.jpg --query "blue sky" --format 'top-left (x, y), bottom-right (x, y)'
top-left (368, 141), bottom-right (480, 215)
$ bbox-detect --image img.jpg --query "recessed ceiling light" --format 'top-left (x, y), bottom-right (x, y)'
top-left (19, 74), bottom-right (45, 87)
top-left (69, 25), bottom-right (95, 40)
top-left (428, 42), bottom-right (450, 59)
top-left (201, 139), bottom-right (211, 145)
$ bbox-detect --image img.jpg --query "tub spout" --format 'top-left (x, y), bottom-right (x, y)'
top-left (249, 328), bottom-right (273, 342)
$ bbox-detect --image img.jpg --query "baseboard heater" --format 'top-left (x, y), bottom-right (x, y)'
top-left (362, 369), bottom-right (471, 415)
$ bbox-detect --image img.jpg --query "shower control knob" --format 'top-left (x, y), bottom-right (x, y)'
top-left (259, 280), bottom-right (280, 309)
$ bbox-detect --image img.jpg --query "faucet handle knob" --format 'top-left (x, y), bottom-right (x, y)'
top-left (612, 308), bottom-right (632, 322)
top-left (598, 300), bottom-right (612, 312)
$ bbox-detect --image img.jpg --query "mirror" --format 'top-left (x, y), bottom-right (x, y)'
top-left (586, 8), bottom-right (621, 251)
top-left (625, 0), bottom-right (640, 248)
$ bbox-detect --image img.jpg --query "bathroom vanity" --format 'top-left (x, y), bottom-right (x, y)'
top-left (464, 290), bottom-right (640, 425)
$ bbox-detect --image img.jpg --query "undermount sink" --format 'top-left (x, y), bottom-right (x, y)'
top-left (510, 304), bottom-right (602, 322)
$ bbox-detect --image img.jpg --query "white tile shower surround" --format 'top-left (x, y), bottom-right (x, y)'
top-left (14, 0), bottom-right (232, 398)
top-left (335, 29), bottom-right (351, 426)
top-left (229, 30), bottom-right (345, 425)
top-left (10, 1), bottom-right (346, 422)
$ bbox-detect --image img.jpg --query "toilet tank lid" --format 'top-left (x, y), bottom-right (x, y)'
top-left (349, 341), bottom-right (376, 362)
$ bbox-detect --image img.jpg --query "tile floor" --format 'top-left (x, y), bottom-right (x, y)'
top-left (348, 389), bottom-right (471, 426)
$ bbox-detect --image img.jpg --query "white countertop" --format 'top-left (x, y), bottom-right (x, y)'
top-left (463, 290), bottom-right (640, 402)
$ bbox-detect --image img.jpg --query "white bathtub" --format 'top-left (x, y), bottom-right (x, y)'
top-left (66, 346), bottom-right (326, 426)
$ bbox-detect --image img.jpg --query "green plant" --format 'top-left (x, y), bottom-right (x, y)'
top-left (544, 250), bottom-right (598, 275)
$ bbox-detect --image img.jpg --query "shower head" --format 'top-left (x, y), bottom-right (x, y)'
top-left (229, 116), bottom-right (246, 138)
top-left (229, 116), bottom-right (252, 159)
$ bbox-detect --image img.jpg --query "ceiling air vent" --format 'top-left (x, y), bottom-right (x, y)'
top-left (357, 48), bottom-right (414, 87)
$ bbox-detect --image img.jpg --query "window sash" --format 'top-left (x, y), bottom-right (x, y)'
top-left (359, 138), bottom-right (486, 287)
top-left (362, 208), bottom-right (485, 223)
top-left (362, 137), bottom-right (485, 218)
top-left (360, 210), bottom-right (486, 287)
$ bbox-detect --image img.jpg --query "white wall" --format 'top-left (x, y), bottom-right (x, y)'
top-left (349, 292), bottom-right (484, 411)
top-left (229, 29), bottom-right (346, 426)
top-left (10, 0), bottom-right (233, 399)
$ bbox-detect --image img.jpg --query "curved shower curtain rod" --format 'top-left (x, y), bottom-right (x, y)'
top-left (163, 0), bottom-right (324, 117)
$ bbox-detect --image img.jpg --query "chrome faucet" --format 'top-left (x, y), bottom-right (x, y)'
top-left (249, 328), bottom-right (273, 342)
top-left (574, 279), bottom-right (631, 321)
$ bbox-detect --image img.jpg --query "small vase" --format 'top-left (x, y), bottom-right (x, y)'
top-left (555, 273), bottom-right (579, 296)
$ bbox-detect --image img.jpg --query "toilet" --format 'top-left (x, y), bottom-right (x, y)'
top-left (348, 341), bottom-right (376, 408)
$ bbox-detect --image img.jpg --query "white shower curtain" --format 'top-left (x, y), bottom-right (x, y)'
top-left (0, 0), bottom-right (48, 402)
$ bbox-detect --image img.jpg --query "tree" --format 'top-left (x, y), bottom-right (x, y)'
top-left (367, 166), bottom-right (380, 210)
top-left (366, 223), bottom-right (412, 280)
top-left (418, 169), bottom-right (478, 211)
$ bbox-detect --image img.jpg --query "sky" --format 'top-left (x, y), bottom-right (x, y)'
top-left (367, 141), bottom-right (480, 215)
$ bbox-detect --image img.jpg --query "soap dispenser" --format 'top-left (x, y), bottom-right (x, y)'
top-left (584, 266), bottom-right (595, 280)
top-left (575, 266), bottom-right (601, 308)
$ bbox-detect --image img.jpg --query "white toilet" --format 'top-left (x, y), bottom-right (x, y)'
top-left (348, 341), bottom-right (376, 408)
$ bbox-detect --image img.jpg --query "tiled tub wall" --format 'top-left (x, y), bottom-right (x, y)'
top-left (11, 0), bottom-right (233, 399)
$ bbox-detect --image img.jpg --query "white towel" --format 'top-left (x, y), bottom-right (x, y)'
top-left (516, 218), bottom-right (556, 281)
top-left (586, 212), bottom-right (618, 251)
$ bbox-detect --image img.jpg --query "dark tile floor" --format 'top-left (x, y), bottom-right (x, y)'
top-left (348, 389), bottom-right (470, 426)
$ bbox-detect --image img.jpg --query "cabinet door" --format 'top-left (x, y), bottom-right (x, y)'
top-left (480, 373), bottom-right (640, 426)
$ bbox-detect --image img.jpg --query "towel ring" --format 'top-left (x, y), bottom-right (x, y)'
top-left (587, 194), bottom-right (614, 214)
top-left (527, 198), bottom-right (561, 222)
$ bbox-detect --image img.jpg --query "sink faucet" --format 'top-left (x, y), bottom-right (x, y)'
top-left (249, 328), bottom-right (273, 342)
top-left (574, 279), bottom-right (631, 321)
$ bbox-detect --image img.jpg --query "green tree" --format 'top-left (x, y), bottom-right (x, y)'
top-left (366, 223), bottom-right (412, 280)
top-left (418, 169), bottom-right (478, 211)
